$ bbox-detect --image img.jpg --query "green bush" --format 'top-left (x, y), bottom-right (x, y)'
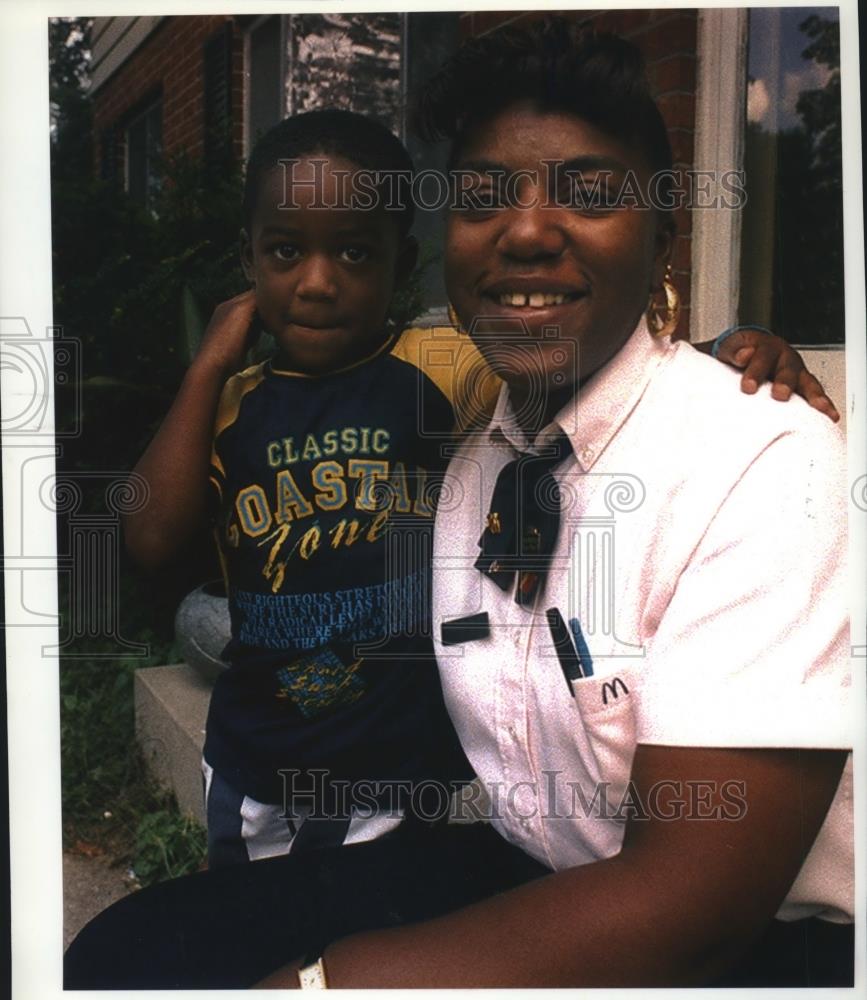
top-left (133, 807), bottom-right (208, 884)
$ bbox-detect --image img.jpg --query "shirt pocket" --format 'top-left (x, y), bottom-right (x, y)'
top-left (571, 669), bottom-right (638, 809)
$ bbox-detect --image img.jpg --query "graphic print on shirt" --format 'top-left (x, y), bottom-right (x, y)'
top-left (209, 342), bottom-right (458, 717)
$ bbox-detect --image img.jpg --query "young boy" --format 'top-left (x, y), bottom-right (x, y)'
top-left (124, 108), bottom-right (834, 870)
top-left (125, 110), bottom-right (489, 866)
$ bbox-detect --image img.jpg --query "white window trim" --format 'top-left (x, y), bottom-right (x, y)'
top-left (690, 7), bottom-right (748, 343)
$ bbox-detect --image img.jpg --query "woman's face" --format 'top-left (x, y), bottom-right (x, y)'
top-left (444, 101), bottom-right (671, 408)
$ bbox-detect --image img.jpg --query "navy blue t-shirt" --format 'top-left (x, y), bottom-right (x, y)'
top-left (204, 327), bottom-right (495, 804)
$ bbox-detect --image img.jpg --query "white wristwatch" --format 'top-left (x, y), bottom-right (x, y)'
top-left (297, 955), bottom-right (328, 989)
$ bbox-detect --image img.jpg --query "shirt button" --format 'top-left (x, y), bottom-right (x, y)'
top-left (580, 446), bottom-right (594, 464)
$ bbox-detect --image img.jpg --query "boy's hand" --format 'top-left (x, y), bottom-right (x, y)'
top-left (706, 328), bottom-right (840, 422)
top-left (194, 290), bottom-right (260, 378)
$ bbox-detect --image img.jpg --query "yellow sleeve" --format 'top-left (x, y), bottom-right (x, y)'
top-left (210, 362), bottom-right (267, 502)
top-left (391, 324), bottom-right (502, 434)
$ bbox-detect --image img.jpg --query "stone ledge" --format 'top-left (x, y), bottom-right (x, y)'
top-left (134, 663), bottom-right (213, 826)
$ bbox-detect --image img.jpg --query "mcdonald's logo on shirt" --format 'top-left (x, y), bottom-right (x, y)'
top-left (601, 676), bottom-right (629, 706)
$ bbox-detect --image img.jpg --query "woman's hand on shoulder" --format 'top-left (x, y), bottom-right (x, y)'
top-left (698, 328), bottom-right (840, 422)
top-left (193, 289), bottom-right (260, 379)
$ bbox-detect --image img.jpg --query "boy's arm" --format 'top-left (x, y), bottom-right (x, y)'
top-left (695, 327), bottom-right (840, 421)
top-left (123, 290), bottom-right (258, 571)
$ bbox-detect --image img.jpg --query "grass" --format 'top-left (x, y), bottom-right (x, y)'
top-left (60, 631), bottom-right (207, 886)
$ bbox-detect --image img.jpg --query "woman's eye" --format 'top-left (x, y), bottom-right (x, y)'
top-left (339, 246), bottom-right (370, 263)
top-left (563, 175), bottom-right (623, 214)
top-left (452, 185), bottom-right (506, 216)
top-left (273, 244), bottom-right (300, 261)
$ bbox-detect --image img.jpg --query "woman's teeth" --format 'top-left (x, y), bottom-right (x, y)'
top-left (497, 292), bottom-right (573, 308)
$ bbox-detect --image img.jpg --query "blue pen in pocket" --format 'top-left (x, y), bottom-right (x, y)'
top-left (546, 607), bottom-right (584, 695)
top-left (568, 617), bottom-right (594, 677)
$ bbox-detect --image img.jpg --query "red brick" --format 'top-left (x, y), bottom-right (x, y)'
top-left (655, 91), bottom-right (696, 133)
top-left (648, 53), bottom-right (696, 98)
top-left (672, 233), bottom-right (692, 272)
top-left (633, 14), bottom-right (698, 61)
top-left (669, 132), bottom-right (696, 166)
top-left (472, 10), bottom-right (536, 36)
top-left (585, 9), bottom-right (658, 37)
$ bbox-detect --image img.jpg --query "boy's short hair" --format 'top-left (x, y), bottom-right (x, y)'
top-left (411, 16), bottom-right (673, 181)
top-left (243, 109), bottom-right (415, 236)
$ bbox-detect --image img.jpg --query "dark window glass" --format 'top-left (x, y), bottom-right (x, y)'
top-left (248, 16), bottom-right (283, 148)
top-left (739, 8), bottom-right (843, 345)
top-left (404, 12), bottom-right (461, 313)
top-left (99, 125), bottom-right (119, 183)
top-left (204, 24), bottom-right (234, 167)
top-left (125, 100), bottom-right (162, 210)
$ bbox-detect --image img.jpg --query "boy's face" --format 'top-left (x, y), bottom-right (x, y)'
top-left (242, 155), bottom-right (416, 374)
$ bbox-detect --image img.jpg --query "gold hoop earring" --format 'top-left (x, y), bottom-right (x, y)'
top-left (646, 264), bottom-right (680, 338)
top-left (447, 302), bottom-right (465, 332)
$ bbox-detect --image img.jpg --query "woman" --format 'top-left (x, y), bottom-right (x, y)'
top-left (65, 19), bottom-right (852, 989)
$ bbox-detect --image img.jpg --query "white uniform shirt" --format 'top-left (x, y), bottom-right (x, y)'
top-left (432, 319), bottom-right (853, 922)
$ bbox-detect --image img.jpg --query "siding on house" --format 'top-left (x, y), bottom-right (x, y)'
top-left (90, 17), bottom-right (164, 93)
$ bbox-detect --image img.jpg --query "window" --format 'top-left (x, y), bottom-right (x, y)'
top-left (124, 98), bottom-right (162, 209)
top-left (246, 15), bottom-right (284, 151)
top-left (245, 14), bottom-right (405, 151)
top-left (738, 8), bottom-right (843, 345)
top-left (204, 24), bottom-right (234, 168)
top-left (287, 12), bottom-right (403, 135)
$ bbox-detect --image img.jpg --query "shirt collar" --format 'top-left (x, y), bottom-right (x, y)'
top-left (487, 318), bottom-right (675, 470)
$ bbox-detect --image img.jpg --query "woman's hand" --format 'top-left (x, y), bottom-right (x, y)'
top-left (697, 329), bottom-right (840, 422)
top-left (193, 289), bottom-right (260, 379)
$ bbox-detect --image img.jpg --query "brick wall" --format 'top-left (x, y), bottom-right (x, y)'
top-left (459, 9), bottom-right (698, 339)
top-left (92, 15), bottom-right (245, 171)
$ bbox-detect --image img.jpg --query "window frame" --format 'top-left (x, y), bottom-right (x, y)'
top-left (690, 8), bottom-right (748, 344)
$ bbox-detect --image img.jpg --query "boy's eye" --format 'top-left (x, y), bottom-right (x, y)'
top-left (273, 244), bottom-right (301, 261)
top-left (339, 246), bottom-right (370, 263)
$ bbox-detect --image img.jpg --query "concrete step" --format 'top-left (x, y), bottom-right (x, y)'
top-left (134, 663), bottom-right (213, 826)
top-left (63, 852), bottom-right (136, 948)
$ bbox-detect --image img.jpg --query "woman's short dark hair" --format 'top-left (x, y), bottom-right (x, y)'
top-left (412, 16), bottom-right (673, 179)
top-left (242, 109), bottom-right (415, 234)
